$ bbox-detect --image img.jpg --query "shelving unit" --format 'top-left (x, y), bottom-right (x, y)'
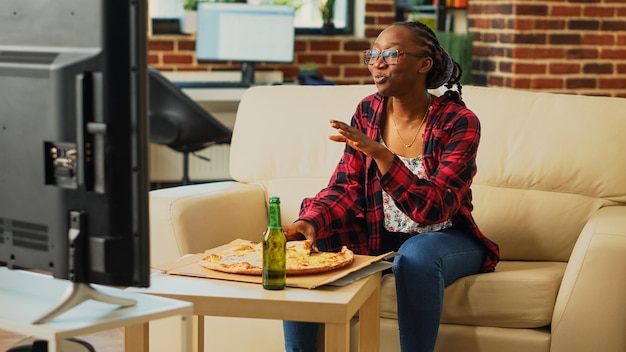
top-left (394, 0), bottom-right (473, 85)
top-left (395, 0), bottom-right (467, 33)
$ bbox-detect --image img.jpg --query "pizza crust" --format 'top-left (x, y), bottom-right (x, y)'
top-left (199, 240), bottom-right (354, 276)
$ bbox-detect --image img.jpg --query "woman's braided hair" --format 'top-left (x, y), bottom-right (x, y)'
top-left (394, 21), bottom-right (463, 94)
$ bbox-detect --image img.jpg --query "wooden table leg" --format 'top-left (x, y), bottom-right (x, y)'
top-left (125, 322), bottom-right (149, 352)
top-left (192, 315), bottom-right (204, 352)
top-left (358, 277), bottom-right (381, 352)
top-left (325, 322), bottom-right (350, 352)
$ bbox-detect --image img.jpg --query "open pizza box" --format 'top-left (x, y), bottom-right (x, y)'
top-left (153, 239), bottom-right (396, 289)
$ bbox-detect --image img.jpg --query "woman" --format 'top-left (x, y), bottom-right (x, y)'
top-left (282, 21), bottom-right (500, 352)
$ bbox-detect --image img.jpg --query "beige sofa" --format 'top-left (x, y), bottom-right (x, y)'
top-left (149, 85), bottom-right (626, 352)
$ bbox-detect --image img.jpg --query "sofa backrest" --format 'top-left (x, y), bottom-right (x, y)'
top-left (230, 85), bottom-right (377, 223)
top-left (231, 85), bottom-right (626, 262)
top-left (464, 87), bottom-right (626, 261)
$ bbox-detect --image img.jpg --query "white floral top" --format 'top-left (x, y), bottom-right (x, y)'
top-left (381, 140), bottom-right (452, 234)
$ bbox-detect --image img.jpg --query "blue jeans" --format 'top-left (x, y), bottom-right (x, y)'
top-left (283, 227), bottom-right (486, 352)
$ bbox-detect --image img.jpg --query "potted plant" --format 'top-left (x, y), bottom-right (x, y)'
top-left (181, 0), bottom-right (206, 34)
top-left (183, 0), bottom-right (212, 11)
top-left (319, 0), bottom-right (336, 35)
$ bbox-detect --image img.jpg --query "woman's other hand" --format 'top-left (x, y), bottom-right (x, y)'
top-left (283, 220), bottom-right (319, 252)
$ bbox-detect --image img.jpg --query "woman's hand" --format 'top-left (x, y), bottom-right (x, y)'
top-left (283, 220), bottom-right (319, 252)
top-left (329, 119), bottom-right (384, 157)
top-left (329, 119), bottom-right (395, 173)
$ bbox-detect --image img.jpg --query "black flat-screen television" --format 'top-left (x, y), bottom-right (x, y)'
top-left (0, 0), bottom-right (149, 322)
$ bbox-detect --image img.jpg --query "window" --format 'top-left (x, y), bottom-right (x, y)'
top-left (177, 0), bottom-right (362, 37)
top-left (293, 0), bottom-right (354, 35)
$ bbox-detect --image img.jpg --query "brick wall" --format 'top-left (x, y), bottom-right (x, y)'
top-left (148, 0), bottom-right (626, 97)
top-left (148, 0), bottom-right (395, 85)
top-left (469, 0), bottom-right (626, 97)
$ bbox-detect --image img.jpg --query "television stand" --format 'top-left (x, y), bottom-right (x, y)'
top-left (31, 210), bottom-right (137, 324)
top-left (33, 282), bottom-right (136, 324)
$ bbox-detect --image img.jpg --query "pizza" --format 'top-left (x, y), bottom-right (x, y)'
top-left (198, 240), bottom-right (354, 275)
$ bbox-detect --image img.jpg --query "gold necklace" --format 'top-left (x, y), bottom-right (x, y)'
top-left (391, 96), bottom-right (431, 148)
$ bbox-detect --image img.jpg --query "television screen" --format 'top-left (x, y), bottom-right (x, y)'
top-left (0, 0), bottom-right (149, 294)
top-left (196, 3), bottom-right (295, 63)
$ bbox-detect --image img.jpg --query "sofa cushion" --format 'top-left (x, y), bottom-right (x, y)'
top-left (435, 324), bottom-right (551, 352)
top-left (380, 260), bottom-right (566, 328)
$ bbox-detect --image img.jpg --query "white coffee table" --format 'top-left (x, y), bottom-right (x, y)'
top-left (0, 267), bottom-right (193, 352)
top-left (126, 271), bottom-right (381, 352)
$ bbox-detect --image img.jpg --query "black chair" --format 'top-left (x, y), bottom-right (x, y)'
top-left (148, 68), bottom-right (232, 185)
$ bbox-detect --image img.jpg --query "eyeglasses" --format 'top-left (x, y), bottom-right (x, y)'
top-left (363, 49), bottom-right (429, 65)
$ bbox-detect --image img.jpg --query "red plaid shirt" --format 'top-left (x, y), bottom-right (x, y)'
top-left (298, 90), bottom-right (500, 273)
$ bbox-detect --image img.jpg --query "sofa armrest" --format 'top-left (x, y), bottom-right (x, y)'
top-left (551, 206), bottom-right (626, 352)
top-left (149, 181), bottom-right (268, 266)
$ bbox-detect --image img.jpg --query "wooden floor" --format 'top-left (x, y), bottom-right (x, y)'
top-left (0, 328), bottom-right (123, 351)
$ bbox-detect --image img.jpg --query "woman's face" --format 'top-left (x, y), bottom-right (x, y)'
top-left (367, 25), bottom-right (432, 97)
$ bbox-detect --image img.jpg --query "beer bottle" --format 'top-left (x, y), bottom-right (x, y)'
top-left (263, 197), bottom-right (286, 290)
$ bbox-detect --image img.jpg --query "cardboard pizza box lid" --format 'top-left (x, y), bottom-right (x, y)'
top-left (152, 239), bottom-right (395, 289)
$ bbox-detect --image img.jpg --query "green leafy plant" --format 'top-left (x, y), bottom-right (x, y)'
top-left (183, 0), bottom-right (204, 11)
top-left (184, 0), bottom-right (302, 11)
top-left (436, 31), bottom-right (473, 85)
top-left (183, 0), bottom-right (239, 11)
top-left (319, 0), bottom-right (335, 24)
top-left (274, 0), bottom-right (305, 11)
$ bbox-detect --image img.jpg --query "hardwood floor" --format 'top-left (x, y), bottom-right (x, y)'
top-left (0, 328), bottom-right (123, 351)
top-left (0, 329), bottom-right (23, 351)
